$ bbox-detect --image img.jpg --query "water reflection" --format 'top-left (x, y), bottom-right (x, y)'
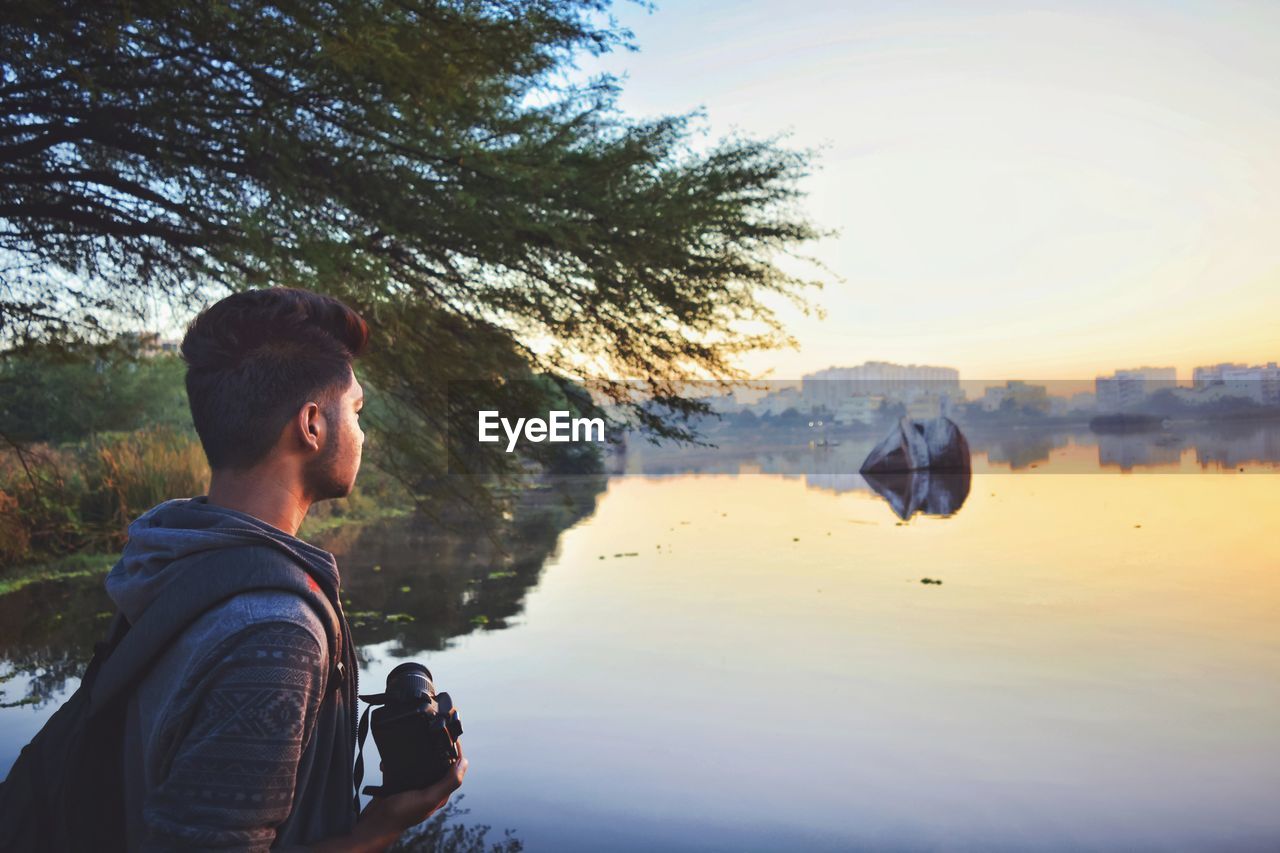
top-left (0, 575), bottom-right (111, 707)
top-left (621, 422), bottom-right (1280, 480)
top-left (1096, 433), bottom-right (1183, 471)
top-left (0, 475), bottom-right (608, 706)
top-left (969, 428), bottom-right (1067, 470)
top-left (334, 475), bottom-right (606, 658)
top-left (861, 469), bottom-right (971, 520)
top-left (3, 440), bottom-right (1280, 850)
top-left (388, 796), bottom-right (522, 853)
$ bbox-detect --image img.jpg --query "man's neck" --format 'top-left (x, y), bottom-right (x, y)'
top-left (206, 468), bottom-right (312, 537)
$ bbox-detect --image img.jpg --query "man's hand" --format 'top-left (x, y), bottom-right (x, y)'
top-left (303, 744), bottom-right (468, 853)
top-left (360, 744), bottom-right (469, 840)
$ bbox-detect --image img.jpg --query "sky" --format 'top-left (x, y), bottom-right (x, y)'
top-left (581, 0), bottom-right (1280, 380)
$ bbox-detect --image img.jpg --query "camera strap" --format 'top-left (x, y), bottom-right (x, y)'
top-left (354, 693), bottom-right (384, 799)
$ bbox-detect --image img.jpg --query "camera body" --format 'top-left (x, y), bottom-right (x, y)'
top-left (363, 662), bottom-right (463, 797)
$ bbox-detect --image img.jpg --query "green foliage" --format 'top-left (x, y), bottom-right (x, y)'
top-left (0, 0), bottom-right (825, 459)
top-left (0, 333), bottom-right (189, 444)
top-left (0, 423), bottom-right (209, 564)
top-left (0, 414), bottom-right (410, 569)
top-left (0, 550), bottom-right (116, 597)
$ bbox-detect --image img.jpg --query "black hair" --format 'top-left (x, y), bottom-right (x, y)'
top-left (180, 287), bottom-right (370, 470)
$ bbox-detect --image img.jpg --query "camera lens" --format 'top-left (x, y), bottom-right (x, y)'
top-left (386, 662), bottom-right (434, 701)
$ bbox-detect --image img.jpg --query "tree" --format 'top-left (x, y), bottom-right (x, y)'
top-left (1, 0), bottom-right (826, 507)
top-left (0, 332), bottom-right (189, 443)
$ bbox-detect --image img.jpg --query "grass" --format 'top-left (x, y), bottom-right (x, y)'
top-left (0, 551), bottom-right (119, 596)
top-left (2, 423), bottom-right (419, 598)
top-left (297, 503), bottom-right (411, 538)
top-left (0, 497), bottom-right (413, 600)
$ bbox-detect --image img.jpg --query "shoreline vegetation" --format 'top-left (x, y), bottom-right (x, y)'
top-left (0, 338), bottom-right (425, 592)
top-left (0, 338), bottom-right (611, 599)
top-left (0, 422), bottom-right (419, 597)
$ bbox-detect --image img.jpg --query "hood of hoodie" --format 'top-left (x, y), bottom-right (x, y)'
top-left (105, 495), bottom-right (341, 624)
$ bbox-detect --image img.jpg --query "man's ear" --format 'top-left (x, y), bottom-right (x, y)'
top-left (299, 401), bottom-right (322, 448)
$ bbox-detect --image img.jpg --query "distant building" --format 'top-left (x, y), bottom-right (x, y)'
top-left (1223, 363), bottom-right (1280, 405)
top-left (1192, 363), bottom-right (1247, 389)
top-left (121, 332), bottom-right (181, 358)
top-left (754, 386), bottom-right (805, 415)
top-left (899, 387), bottom-right (965, 419)
top-left (1191, 361), bottom-right (1280, 405)
top-left (1095, 367), bottom-right (1176, 412)
top-left (801, 361), bottom-right (959, 410)
top-left (1069, 392), bottom-right (1097, 412)
top-left (1168, 384), bottom-right (1253, 407)
top-left (979, 380), bottom-right (1050, 414)
top-left (830, 395), bottom-right (883, 425)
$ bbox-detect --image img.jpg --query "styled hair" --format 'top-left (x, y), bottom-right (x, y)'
top-left (180, 287), bottom-right (369, 470)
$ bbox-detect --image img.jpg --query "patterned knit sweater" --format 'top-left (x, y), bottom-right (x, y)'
top-left (107, 497), bottom-right (359, 851)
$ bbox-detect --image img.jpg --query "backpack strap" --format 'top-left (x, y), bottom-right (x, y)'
top-left (89, 547), bottom-right (344, 717)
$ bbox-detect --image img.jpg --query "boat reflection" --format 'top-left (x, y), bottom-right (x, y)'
top-left (861, 468), bottom-right (972, 520)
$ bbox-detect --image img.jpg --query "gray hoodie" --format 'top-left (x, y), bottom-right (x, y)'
top-left (105, 496), bottom-right (359, 851)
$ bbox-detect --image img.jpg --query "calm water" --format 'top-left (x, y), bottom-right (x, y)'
top-left (3, 426), bottom-right (1279, 851)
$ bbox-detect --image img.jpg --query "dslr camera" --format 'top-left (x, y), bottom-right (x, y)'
top-left (360, 662), bottom-right (464, 796)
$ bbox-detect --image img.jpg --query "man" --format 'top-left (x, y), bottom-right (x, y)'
top-left (105, 287), bottom-right (465, 851)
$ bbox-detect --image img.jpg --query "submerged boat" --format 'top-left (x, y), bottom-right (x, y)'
top-left (860, 416), bottom-right (971, 474)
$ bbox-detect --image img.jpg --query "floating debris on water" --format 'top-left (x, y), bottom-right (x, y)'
top-left (372, 564), bottom-right (382, 572)
top-left (471, 615), bottom-right (489, 627)
top-left (920, 578), bottom-right (943, 585)
top-left (487, 570), bottom-right (516, 580)
top-left (399, 585), bottom-right (411, 593)
top-left (385, 613), bottom-right (415, 623)
top-left (613, 552), bottom-right (639, 558)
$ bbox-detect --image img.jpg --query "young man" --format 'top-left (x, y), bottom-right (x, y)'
top-left (106, 287), bottom-right (465, 851)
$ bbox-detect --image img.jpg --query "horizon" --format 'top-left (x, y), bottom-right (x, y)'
top-left (582, 0), bottom-right (1280, 381)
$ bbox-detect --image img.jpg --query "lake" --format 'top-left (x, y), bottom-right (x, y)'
top-left (3, 424), bottom-right (1279, 851)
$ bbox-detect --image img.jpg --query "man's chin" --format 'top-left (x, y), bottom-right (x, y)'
top-left (326, 482), bottom-right (356, 501)
top-left (306, 477), bottom-right (356, 503)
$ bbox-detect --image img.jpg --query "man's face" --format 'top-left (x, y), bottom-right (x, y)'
top-left (304, 367), bottom-right (365, 501)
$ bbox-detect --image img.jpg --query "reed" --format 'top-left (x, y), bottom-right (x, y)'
top-left (0, 425), bottom-right (209, 569)
top-left (1, 423), bottom-right (410, 576)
